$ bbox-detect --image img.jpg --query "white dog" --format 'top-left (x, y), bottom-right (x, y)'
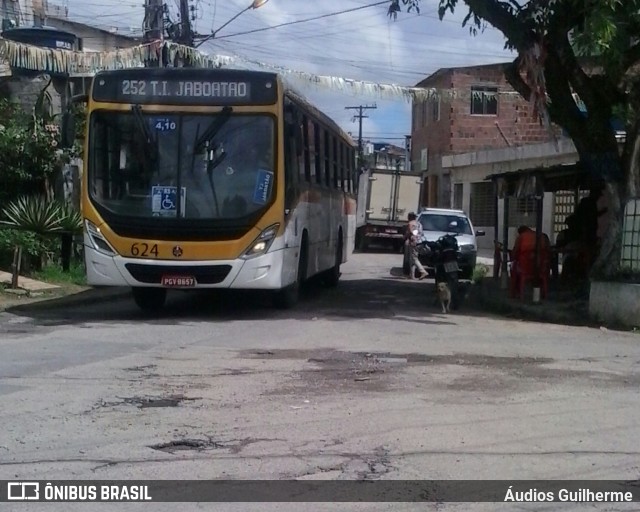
top-left (436, 282), bottom-right (451, 314)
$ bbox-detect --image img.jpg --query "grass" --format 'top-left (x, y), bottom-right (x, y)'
top-left (31, 262), bottom-right (87, 286)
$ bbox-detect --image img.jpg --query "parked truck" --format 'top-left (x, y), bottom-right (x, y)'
top-left (354, 141), bottom-right (422, 252)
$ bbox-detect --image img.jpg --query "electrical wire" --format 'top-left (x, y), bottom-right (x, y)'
top-left (210, 1), bottom-right (390, 40)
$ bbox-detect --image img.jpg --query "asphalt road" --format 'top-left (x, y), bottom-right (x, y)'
top-left (1, 252), bottom-right (639, 511)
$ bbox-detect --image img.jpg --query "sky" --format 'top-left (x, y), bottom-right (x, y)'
top-left (60, 0), bottom-right (516, 146)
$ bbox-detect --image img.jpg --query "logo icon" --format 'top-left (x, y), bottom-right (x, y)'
top-left (172, 246), bottom-right (183, 258)
top-left (8, 482), bottom-right (39, 500)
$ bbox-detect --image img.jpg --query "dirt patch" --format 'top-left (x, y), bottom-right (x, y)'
top-left (248, 350), bottom-right (398, 394)
top-left (242, 348), bottom-right (640, 395)
top-left (241, 348), bottom-right (552, 367)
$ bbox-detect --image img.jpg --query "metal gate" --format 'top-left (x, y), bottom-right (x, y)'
top-left (621, 198), bottom-right (640, 271)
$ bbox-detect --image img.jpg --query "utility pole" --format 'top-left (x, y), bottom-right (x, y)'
top-left (177, 0), bottom-right (194, 47)
top-left (404, 135), bottom-right (411, 172)
top-left (143, 0), bottom-right (164, 67)
top-left (345, 104), bottom-right (377, 170)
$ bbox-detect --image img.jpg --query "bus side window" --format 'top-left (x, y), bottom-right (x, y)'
top-left (332, 137), bottom-right (339, 189)
top-left (339, 143), bottom-right (345, 190)
top-left (345, 147), bottom-right (351, 193)
top-left (308, 119), bottom-right (316, 183)
top-left (349, 148), bottom-right (355, 193)
top-left (302, 115), bottom-right (311, 182)
top-left (314, 124), bottom-right (322, 185)
top-left (283, 101), bottom-right (299, 208)
top-left (324, 130), bottom-right (331, 187)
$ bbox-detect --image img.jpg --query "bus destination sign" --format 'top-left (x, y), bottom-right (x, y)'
top-left (92, 73), bottom-right (277, 105)
top-left (120, 79), bottom-right (249, 99)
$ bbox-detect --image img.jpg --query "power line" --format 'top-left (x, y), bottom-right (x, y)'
top-left (211, 1), bottom-right (389, 40)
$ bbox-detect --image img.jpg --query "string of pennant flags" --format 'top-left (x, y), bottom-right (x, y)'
top-left (0, 36), bottom-right (524, 104)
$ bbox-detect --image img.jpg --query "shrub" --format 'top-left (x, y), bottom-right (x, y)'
top-left (0, 228), bottom-right (54, 271)
top-left (0, 196), bottom-right (83, 272)
top-left (472, 264), bottom-right (489, 284)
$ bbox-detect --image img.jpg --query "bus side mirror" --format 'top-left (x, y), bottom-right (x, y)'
top-left (60, 111), bottom-right (75, 149)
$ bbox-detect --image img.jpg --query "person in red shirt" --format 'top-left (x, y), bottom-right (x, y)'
top-left (510, 225), bottom-right (551, 297)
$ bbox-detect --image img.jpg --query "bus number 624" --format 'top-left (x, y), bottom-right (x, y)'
top-left (131, 243), bottom-right (159, 258)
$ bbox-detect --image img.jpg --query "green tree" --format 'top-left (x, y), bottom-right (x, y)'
top-left (0, 81), bottom-right (84, 272)
top-left (0, 104), bottom-right (60, 203)
top-left (389, 0), bottom-right (640, 279)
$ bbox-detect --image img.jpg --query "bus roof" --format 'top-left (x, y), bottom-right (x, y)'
top-left (282, 80), bottom-right (356, 147)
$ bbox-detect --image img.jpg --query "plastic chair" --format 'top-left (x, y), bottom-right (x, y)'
top-left (494, 241), bottom-right (513, 278)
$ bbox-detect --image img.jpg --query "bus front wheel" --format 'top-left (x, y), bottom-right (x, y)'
top-left (274, 237), bottom-right (307, 309)
top-left (132, 287), bottom-right (167, 312)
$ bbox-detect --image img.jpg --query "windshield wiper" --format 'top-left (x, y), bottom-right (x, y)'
top-left (191, 107), bottom-right (233, 217)
top-left (190, 107), bottom-right (233, 218)
top-left (194, 106), bottom-right (232, 153)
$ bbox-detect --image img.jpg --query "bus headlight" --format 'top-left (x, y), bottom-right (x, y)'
top-left (85, 220), bottom-right (117, 256)
top-left (242, 223), bottom-right (280, 259)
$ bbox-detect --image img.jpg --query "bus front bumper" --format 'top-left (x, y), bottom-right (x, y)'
top-left (85, 245), bottom-right (286, 290)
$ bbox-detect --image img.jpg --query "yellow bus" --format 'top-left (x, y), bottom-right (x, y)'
top-left (64, 68), bottom-right (357, 311)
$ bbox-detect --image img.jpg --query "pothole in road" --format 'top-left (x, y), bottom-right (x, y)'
top-left (95, 394), bottom-right (201, 409)
top-left (124, 365), bottom-right (158, 372)
top-left (149, 438), bottom-right (223, 453)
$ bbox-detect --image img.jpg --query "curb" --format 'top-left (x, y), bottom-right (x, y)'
top-left (5, 287), bottom-right (132, 314)
top-left (468, 282), bottom-right (595, 328)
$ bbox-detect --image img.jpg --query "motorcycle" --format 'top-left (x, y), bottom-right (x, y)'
top-left (421, 233), bottom-right (462, 310)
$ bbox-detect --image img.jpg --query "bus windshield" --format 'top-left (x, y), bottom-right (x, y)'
top-left (88, 111), bottom-right (275, 220)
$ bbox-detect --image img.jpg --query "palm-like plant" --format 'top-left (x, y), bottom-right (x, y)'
top-left (1, 195), bottom-right (63, 234)
top-left (56, 201), bottom-right (83, 234)
top-left (1, 196), bottom-right (84, 272)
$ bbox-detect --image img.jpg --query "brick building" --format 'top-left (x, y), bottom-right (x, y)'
top-left (411, 62), bottom-right (578, 249)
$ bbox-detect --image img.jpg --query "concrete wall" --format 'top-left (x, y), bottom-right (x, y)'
top-left (590, 281), bottom-right (640, 328)
top-left (0, 73), bottom-right (66, 115)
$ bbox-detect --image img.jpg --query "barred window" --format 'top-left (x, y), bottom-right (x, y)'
top-left (471, 86), bottom-right (498, 115)
top-left (469, 181), bottom-right (495, 226)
